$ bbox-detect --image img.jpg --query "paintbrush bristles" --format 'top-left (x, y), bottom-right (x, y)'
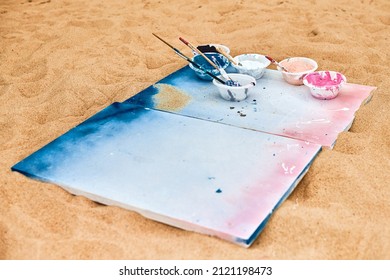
top-left (179, 37), bottom-right (219, 70)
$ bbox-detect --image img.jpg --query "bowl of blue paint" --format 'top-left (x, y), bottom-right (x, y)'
top-left (213, 73), bottom-right (256, 102)
top-left (189, 52), bottom-right (229, 81)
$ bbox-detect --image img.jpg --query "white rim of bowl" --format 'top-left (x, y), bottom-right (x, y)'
top-left (277, 57), bottom-right (318, 75)
top-left (189, 53), bottom-right (229, 74)
top-left (209, 44), bottom-right (230, 52)
top-left (212, 74), bottom-right (256, 89)
top-left (191, 52), bottom-right (229, 66)
top-left (233, 54), bottom-right (271, 68)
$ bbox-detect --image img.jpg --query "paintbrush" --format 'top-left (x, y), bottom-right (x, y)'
top-left (215, 46), bottom-right (242, 66)
top-left (179, 37), bottom-right (235, 83)
top-left (211, 55), bottom-right (239, 86)
top-left (152, 33), bottom-right (226, 84)
top-left (265, 55), bottom-right (289, 72)
top-left (179, 37), bottom-right (219, 70)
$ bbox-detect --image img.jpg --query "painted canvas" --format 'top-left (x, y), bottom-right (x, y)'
top-left (12, 102), bottom-right (321, 247)
top-left (125, 67), bottom-right (375, 148)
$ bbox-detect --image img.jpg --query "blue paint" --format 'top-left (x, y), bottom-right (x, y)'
top-left (238, 213), bottom-right (272, 247)
top-left (12, 103), bottom-right (149, 176)
top-left (189, 52), bottom-right (229, 80)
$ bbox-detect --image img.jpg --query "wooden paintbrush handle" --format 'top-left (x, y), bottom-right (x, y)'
top-left (179, 37), bottom-right (219, 70)
top-left (216, 46), bottom-right (238, 66)
top-left (265, 55), bottom-right (289, 72)
top-left (194, 47), bottom-right (219, 70)
top-left (153, 34), bottom-right (226, 84)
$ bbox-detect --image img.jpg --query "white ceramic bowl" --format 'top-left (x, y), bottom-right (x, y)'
top-left (277, 57), bottom-right (318, 85)
top-left (212, 73), bottom-right (256, 102)
top-left (232, 54), bottom-right (271, 80)
top-left (303, 71), bottom-right (347, 100)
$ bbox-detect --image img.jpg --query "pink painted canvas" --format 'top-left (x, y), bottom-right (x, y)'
top-left (126, 67), bottom-right (375, 148)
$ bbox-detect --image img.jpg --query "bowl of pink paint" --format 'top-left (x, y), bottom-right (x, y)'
top-left (303, 71), bottom-right (347, 100)
top-left (277, 57), bottom-right (318, 85)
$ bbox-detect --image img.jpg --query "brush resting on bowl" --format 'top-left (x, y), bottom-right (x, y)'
top-left (212, 73), bottom-right (256, 102)
top-left (189, 52), bottom-right (229, 81)
top-left (232, 54), bottom-right (270, 80)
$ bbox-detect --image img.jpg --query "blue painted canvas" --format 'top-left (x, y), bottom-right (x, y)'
top-left (12, 64), bottom-right (374, 246)
top-left (12, 102), bottom-right (321, 247)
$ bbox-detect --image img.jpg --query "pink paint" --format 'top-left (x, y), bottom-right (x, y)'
top-left (303, 71), bottom-right (347, 100)
top-left (223, 141), bottom-right (321, 239)
top-left (305, 71), bottom-right (345, 87)
top-left (279, 83), bottom-right (376, 147)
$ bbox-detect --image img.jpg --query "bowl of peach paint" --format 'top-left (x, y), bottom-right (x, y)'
top-left (303, 71), bottom-right (347, 100)
top-left (277, 57), bottom-right (318, 85)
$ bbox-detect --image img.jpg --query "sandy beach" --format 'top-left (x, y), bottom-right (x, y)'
top-left (1, 0), bottom-right (389, 259)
